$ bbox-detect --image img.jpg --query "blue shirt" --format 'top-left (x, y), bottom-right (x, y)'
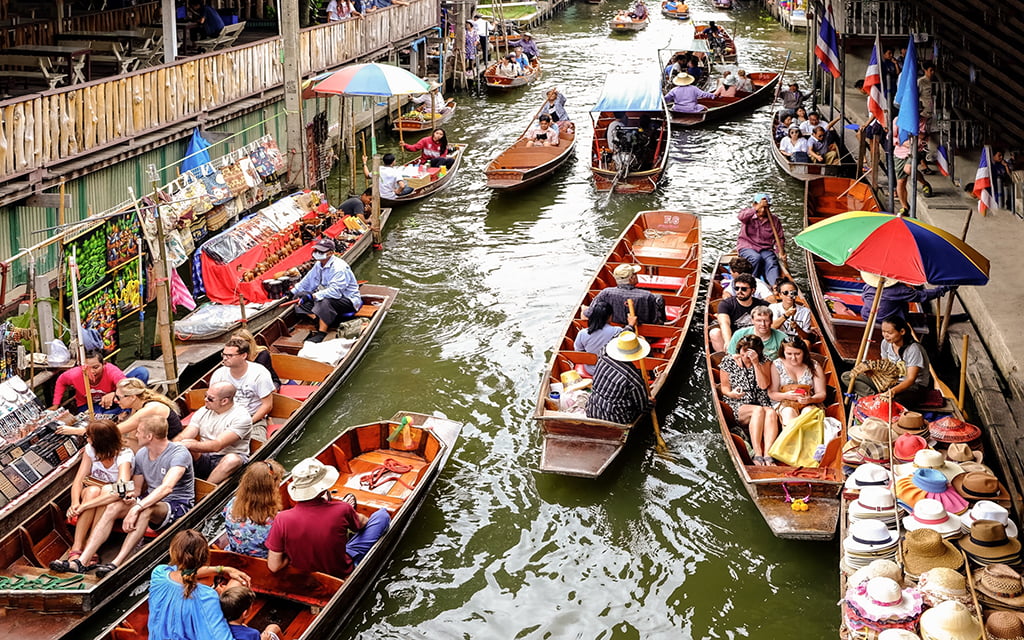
top-left (200, 5), bottom-right (225, 37)
top-left (148, 564), bottom-right (233, 640)
top-left (230, 624), bottom-right (261, 640)
top-left (293, 255), bottom-right (362, 310)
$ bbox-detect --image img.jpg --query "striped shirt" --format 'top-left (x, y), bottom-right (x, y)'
top-left (585, 355), bottom-right (650, 425)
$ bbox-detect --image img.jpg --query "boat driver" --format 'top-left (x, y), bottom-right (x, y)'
top-left (290, 238), bottom-right (363, 344)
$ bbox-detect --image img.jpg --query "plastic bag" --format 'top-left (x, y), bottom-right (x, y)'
top-left (767, 407), bottom-right (825, 468)
top-left (47, 339), bottom-right (71, 366)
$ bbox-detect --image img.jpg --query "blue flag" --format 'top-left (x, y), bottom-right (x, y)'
top-left (894, 36), bottom-right (919, 144)
top-left (181, 128), bottom-right (211, 175)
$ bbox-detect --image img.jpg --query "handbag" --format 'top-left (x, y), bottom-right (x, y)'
top-left (249, 145), bottom-right (279, 178)
top-left (767, 407), bottom-right (825, 468)
top-left (778, 383), bottom-right (813, 412)
top-left (198, 165), bottom-right (233, 205)
top-left (220, 162), bottom-right (249, 196)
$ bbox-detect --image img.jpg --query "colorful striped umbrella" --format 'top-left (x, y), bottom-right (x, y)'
top-left (312, 63), bottom-right (430, 97)
top-left (795, 211), bottom-right (989, 287)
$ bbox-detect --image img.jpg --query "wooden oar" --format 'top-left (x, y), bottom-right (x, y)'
top-left (834, 164), bottom-right (873, 202)
top-left (764, 204), bottom-right (791, 279)
top-left (627, 299), bottom-right (671, 457)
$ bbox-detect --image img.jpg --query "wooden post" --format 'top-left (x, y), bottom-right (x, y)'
top-left (958, 334), bottom-right (969, 413)
top-left (370, 154), bottom-right (382, 245)
top-left (845, 276), bottom-right (886, 427)
top-left (69, 248), bottom-right (94, 420)
top-left (280, 0), bottom-right (307, 188)
top-left (160, 0), bottom-right (177, 66)
top-left (141, 172), bottom-right (179, 395)
top-left (348, 96), bottom-right (357, 194)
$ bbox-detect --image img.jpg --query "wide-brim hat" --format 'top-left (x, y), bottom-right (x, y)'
top-left (960, 521), bottom-right (1022, 561)
top-left (560, 369), bottom-right (593, 393)
top-left (894, 411), bottom-right (928, 436)
top-left (845, 519), bottom-right (900, 553)
top-left (985, 611), bottom-right (1024, 640)
top-left (612, 263), bottom-right (643, 281)
top-left (427, 80), bottom-right (442, 90)
top-left (723, 74), bottom-right (737, 86)
top-left (918, 601), bottom-right (982, 640)
top-left (902, 528), bottom-right (965, 577)
top-left (952, 472), bottom-right (1012, 506)
top-left (850, 486), bottom-right (898, 519)
top-left (673, 73), bottom-right (696, 86)
top-left (917, 567), bottom-right (972, 609)
top-left (946, 442), bottom-right (983, 464)
top-left (849, 416), bottom-right (893, 445)
top-left (903, 498), bottom-right (962, 536)
top-left (893, 434), bottom-right (929, 463)
top-left (895, 449), bottom-right (965, 483)
top-left (895, 471), bottom-right (969, 515)
top-left (856, 395), bottom-right (906, 423)
top-left (962, 501), bottom-right (1018, 538)
top-left (929, 416), bottom-right (982, 444)
top-left (974, 564), bottom-right (1024, 608)
top-left (860, 271), bottom-right (892, 289)
top-left (606, 331), bottom-right (651, 362)
top-left (287, 458), bottom-right (340, 502)
top-left (845, 576), bottom-right (924, 622)
top-left (843, 440), bottom-right (891, 467)
top-left (848, 559), bottom-right (904, 589)
top-left (845, 462), bottom-right (893, 491)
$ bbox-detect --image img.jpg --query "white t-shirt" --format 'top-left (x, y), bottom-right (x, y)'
top-left (189, 404), bottom-right (253, 457)
top-left (211, 363), bottom-right (275, 418)
top-left (378, 165), bottom-right (403, 199)
top-left (474, 18), bottom-right (491, 36)
top-left (326, 0), bottom-right (340, 20)
top-left (780, 135), bottom-right (809, 155)
top-left (85, 443), bottom-right (134, 483)
top-left (800, 120), bottom-right (828, 136)
top-left (768, 302), bottom-right (813, 335)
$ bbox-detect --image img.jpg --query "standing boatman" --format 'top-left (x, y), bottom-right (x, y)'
top-left (736, 193), bottom-right (786, 288)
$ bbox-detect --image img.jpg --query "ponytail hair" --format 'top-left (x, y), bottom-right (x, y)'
top-left (169, 530), bottom-right (210, 599)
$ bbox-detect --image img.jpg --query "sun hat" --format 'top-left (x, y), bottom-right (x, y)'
top-left (672, 73), bottom-right (696, 86)
top-left (917, 568), bottom-right (972, 608)
top-left (894, 412), bottom-right (928, 436)
top-left (929, 416), bottom-right (982, 444)
top-left (856, 394), bottom-right (906, 423)
top-left (850, 417), bottom-right (894, 444)
top-left (985, 611), bottom-right (1024, 640)
top-left (918, 601), bottom-right (982, 640)
top-left (845, 519), bottom-right (900, 553)
top-left (894, 449), bottom-right (965, 482)
top-left (560, 370), bottom-right (593, 393)
top-left (903, 498), bottom-right (963, 537)
top-left (606, 331), bottom-right (651, 362)
top-left (848, 559), bottom-right (904, 589)
top-left (723, 74), bottom-right (737, 86)
top-left (893, 434), bottom-right (929, 463)
top-left (850, 486), bottom-right (899, 520)
top-left (844, 577), bottom-right (924, 629)
top-left (952, 472), bottom-right (1011, 506)
top-left (843, 440), bottom-right (892, 467)
top-left (845, 462), bottom-right (893, 491)
top-left (877, 631), bottom-right (922, 640)
top-left (959, 460), bottom-right (996, 476)
top-left (896, 468), bottom-right (970, 514)
top-left (973, 564), bottom-right (1024, 608)
top-left (945, 443), bottom-right (983, 464)
top-left (860, 271), bottom-right (892, 289)
top-left (612, 263), bottom-right (642, 282)
top-left (902, 528), bottom-right (965, 577)
top-left (959, 521), bottom-right (1022, 564)
top-left (287, 458), bottom-right (340, 502)
top-left (961, 501), bottom-right (1018, 538)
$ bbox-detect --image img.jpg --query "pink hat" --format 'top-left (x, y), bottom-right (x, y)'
top-left (892, 434), bottom-right (929, 463)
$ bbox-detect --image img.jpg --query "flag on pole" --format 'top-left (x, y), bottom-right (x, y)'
top-left (864, 37), bottom-right (887, 125)
top-left (974, 146), bottom-right (995, 215)
top-left (894, 35), bottom-right (919, 144)
top-left (815, 1), bottom-right (841, 79)
top-left (936, 145), bottom-right (950, 177)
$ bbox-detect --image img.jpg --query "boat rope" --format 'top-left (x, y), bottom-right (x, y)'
top-left (360, 458), bottom-right (415, 491)
top-left (0, 573), bottom-right (85, 590)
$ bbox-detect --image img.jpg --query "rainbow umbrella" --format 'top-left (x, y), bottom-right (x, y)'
top-left (794, 211), bottom-right (989, 287)
top-left (312, 63), bottom-right (430, 97)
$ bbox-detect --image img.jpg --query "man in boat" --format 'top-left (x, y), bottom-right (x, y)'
top-left (586, 263), bottom-right (666, 326)
top-left (664, 73), bottom-right (715, 113)
top-left (798, 111), bottom-right (840, 138)
top-left (701, 21), bottom-right (726, 52)
top-left (520, 32), bottom-right (539, 61)
top-left (539, 87), bottom-right (571, 130)
top-left (290, 238), bottom-right (364, 346)
top-left (525, 114), bottom-right (560, 147)
top-left (368, 153), bottom-right (414, 200)
top-left (736, 193), bottom-right (785, 291)
top-left (339, 188), bottom-right (373, 224)
top-left (211, 337), bottom-right (275, 440)
top-left (71, 416), bottom-right (195, 578)
top-left (606, 112), bottom-right (628, 153)
top-left (585, 332), bottom-right (653, 425)
top-left (266, 458), bottom-right (391, 577)
top-left (808, 126), bottom-right (840, 165)
top-left (723, 256), bottom-right (774, 301)
top-left (710, 273), bottom-right (769, 353)
top-left (858, 271), bottom-right (950, 324)
top-left (173, 382), bottom-right (252, 485)
top-left (629, 0), bottom-right (648, 20)
top-left (513, 46), bottom-right (531, 72)
top-left (51, 349), bottom-right (150, 414)
top-left (779, 82), bottom-right (804, 118)
top-left (409, 81), bottom-right (446, 117)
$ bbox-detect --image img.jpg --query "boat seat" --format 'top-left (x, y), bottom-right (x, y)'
top-left (276, 384), bottom-right (319, 402)
top-left (637, 274), bottom-right (685, 291)
top-left (495, 149), bottom-right (563, 168)
top-left (665, 305), bottom-right (682, 323)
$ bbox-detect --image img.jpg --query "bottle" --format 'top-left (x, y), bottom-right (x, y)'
top-left (546, 390), bottom-right (560, 411)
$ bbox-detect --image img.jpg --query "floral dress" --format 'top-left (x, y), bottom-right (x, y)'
top-left (222, 497), bottom-right (274, 559)
top-left (719, 355), bottom-right (771, 415)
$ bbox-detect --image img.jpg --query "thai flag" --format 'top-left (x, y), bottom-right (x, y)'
top-left (974, 146), bottom-right (995, 215)
top-left (815, 0), bottom-right (841, 79)
top-left (864, 37), bottom-right (887, 125)
top-left (936, 145), bottom-right (950, 177)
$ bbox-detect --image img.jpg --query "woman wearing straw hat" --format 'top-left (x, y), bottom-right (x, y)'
top-left (663, 73), bottom-right (715, 114)
top-left (586, 332), bottom-right (653, 424)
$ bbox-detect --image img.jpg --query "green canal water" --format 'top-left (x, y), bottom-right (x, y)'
top-left (271, 4), bottom-right (841, 639)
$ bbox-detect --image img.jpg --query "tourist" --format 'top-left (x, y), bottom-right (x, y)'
top-left (859, 271), bottom-right (950, 324)
top-left (586, 263), bottom-right (665, 326)
top-left (574, 300), bottom-right (621, 376)
top-left (520, 32), bottom-right (539, 60)
top-left (799, 112), bottom-right (834, 137)
top-left (779, 126), bottom-right (811, 162)
top-left (723, 256), bottom-right (774, 301)
top-left (629, 0), bottom-right (648, 19)
top-left (769, 278), bottom-right (813, 340)
top-left (734, 69), bottom-right (753, 93)
top-left (768, 336), bottom-right (826, 426)
top-left (842, 315), bottom-right (933, 406)
top-left (719, 335), bottom-right (778, 465)
top-left (174, 382), bottom-right (252, 484)
top-left (233, 328), bottom-right (280, 390)
top-left (513, 46), bottom-right (530, 71)
top-left (774, 114), bottom-right (795, 142)
top-left (710, 273), bottom-right (769, 353)
top-left (267, 458), bottom-right (391, 577)
top-left (189, 0), bottom-right (225, 39)
top-left (497, 53), bottom-right (519, 78)
top-left (220, 586), bottom-right (283, 640)
top-left (410, 82), bottom-right (446, 116)
top-left (539, 87), bottom-right (570, 131)
top-left (606, 112), bottom-right (628, 152)
top-left (51, 348), bottom-right (149, 414)
top-left (289, 239), bottom-right (364, 347)
top-left (736, 193), bottom-right (786, 288)
top-left (148, 529), bottom-right (251, 640)
top-left (727, 306), bottom-right (787, 360)
top-left (525, 114), bottom-right (560, 147)
top-left (779, 82), bottom-right (804, 118)
top-left (808, 126), bottom-right (840, 165)
top-left (326, 0), bottom-right (360, 21)
top-left (712, 71), bottom-right (737, 98)
top-left (473, 14), bottom-right (491, 65)
top-left (223, 460), bottom-right (286, 558)
top-left (57, 377), bottom-right (183, 443)
top-left (464, 21), bottom-right (478, 71)
top-left (684, 57), bottom-right (703, 83)
top-left (585, 332), bottom-right (652, 424)
top-left (49, 419), bottom-right (133, 574)
top-left (402, 128), bottom-right (457, 168)
top-left (367, 152), bottom-right (414, 200)
top-left (663, 73), bottom-right (715, 113)
top-left (211, 337), bottom-right (275, 438)
top-left (793, 106), bottom-right (809, 130)
top-left (339, 187), bottom-right (373, 224)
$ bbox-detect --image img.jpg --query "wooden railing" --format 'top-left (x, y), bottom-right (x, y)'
top-left (0, 0), bottom-right (437, 181)
top-left (835, 1), bottom-right (933, 37)
top-left (0, 3), bottom-right (161, 48)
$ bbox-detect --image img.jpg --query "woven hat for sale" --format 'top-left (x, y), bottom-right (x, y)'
top-left (959, 521), bottom-right (1022, 566)
top-left (902, 498), bottom-right (962, 538)
top-left (856, 394), bottom-right (906, 423)
top-left (848, 559), bottom-right (904, 590)
top-left (894, 411), bottom-right (928, 436)
top-left (901, 528), bottom-right (965, 578)
top-left (961, 500), bottom-right (1018, 538)
top-left (945, 442), bottom-right (983, 464)
top-left (844, 577), bottom-right (924, 632)
top-left (952, 472), bottom-right (1011, 506)
top-left (929, 416), bottom-right (982, 444)
top-left (894, 449), bottom-right (965, 483)
top-left (895, 468), bottom-right (970, 515)
top-left (973, 564), bottom-right (1024, 609)
top-left (843, 440), bottom-right (892, 467)
top-left (985, 611), bottom-right (1024, 640)
top-left (849, 416), bottom-right (894, 444)
top-left (916, 567), bottom-right (973, 609)
top-left (918, 601), bottom-right (982, 640)
top-left (845, 462), bottom-right (893, 491)
top-left (892, 434), bottom-right (929, 463)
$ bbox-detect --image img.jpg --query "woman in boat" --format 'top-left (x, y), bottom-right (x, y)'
top-left (779, 126), bottom-right (811, 163)
top-left (233, 328), bottom-right (280, 390)
top-left (794, 106), bottom-right (809, 130)
top-left (768, 278), bottom-right (813, 341)
top-left (774, 114), bottom-right (795, 142)
top-left (713, 72), bottom-right (738, 98)
top-left (843, 315), bottom-right (934, 406)
top-left (664, 73), bottom-right (715, 114)
top-left (735, 69), bottom-right (754, 93)
top-left (767, 336), bottom-right (826, 427)
top-left (525, 114), bottom-right (560, 147)
top-left (222, 459), bottom-right (286, 559)
top-left (49, 419), bottom-right (134, 574)
top-left (539, 87), bottom-right (570, 125)
top-left (402, 128), bottom-right (457, 168)
top-left (497, 53), bottom-right (519, 78)
top-left (56, 377), bottom-right (183, 444)
top-left (148, 529), bottom-right (251, 640)
top-left (574, 300), bottom-right (621, 376)
top-left (719, 335), bottom-right (779, 466)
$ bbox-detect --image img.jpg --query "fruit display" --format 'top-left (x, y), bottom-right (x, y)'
top-left (111, 258), bottom-right (144, 314)
top-left (64, 225), bottom-right (107, 299)
top-left (77, 285), bottom-right (118, 354)
top-left (238, 224), bottom-right (305, 282)
top-left (105, 213), bottom-right (141, 271)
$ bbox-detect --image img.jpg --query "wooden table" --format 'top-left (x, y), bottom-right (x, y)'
top-left (56, 30), bottom-right (149, 44)
top-left (0, 44), bottom-right (92, 82)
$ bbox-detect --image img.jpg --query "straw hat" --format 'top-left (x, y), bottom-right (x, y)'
top-left (845, 577), bottom-right (924, 624)
top-left (952, 472), bottom-right (1011, 506)
top-left (849, 417), bottom-right (894, 444)
top-left (287, 458), bottom-right (339, 502)
top-left (893, 434), bottom-right (929, 463)
top-left (843, 440), bottom-right (892, 467)
top-left (973, 564), bottom-right (1024, 608)
top-left (860, 271), bottom-right (892, 289)
top-left (613, 263), bottom-right (642, 282)
top-left (962, 501), bottom-right (1018, 538)
top-left (929, 417), bottom-right (982, 444)
top-left (959, 521), bottom-right (1022, 563)
top-left (917, 567), bottom-right (973, 608)
top-left (560, 369), bottom-right (593, 392)
top-left (894, 411), bottom-right (928, 435)
top-left (960, 460), bottom-right (996, 476)
top-left (845, 519), bottom-right (900, 553)
top-left (985, 611), bottom-right (1024, 640)
top-left (902, 498), bottom-right (963, 537)
top-left (845, 462), bottom-right (893, 491)
top-left (918, 601), bottom-right (982, 640)
top-left (672, 73), bottom-right (696, 86)
top-left (895, 449), bottom-right (965, 482)
top-left (945, 443), bottom-right (983, 464)
top-left (901, 528), bottom-right (965, 577)
top-left (848, 559), bottom-right (904, 589)
top-left (606, 331), bottom-right (651, 362)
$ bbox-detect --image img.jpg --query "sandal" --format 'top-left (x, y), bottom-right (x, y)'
top-left (67, 559), bottom-right (92, 574)
top-left (341, 492), bottom-right (358, 509)
top-left (48, 559), bottom-right (72, 573)
top-left (93, 562), bottom-right (118, 578)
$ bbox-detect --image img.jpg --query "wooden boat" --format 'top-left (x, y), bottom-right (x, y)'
top-left (660, 1), bottom-right (690, 20)
top-left (484, 58), bottom-right (542, 90)
top-left (99, 411), bottom-right (463, 640)
top-left (712, 0), bottom-right (733, 9)
top-left (535, 211), bottom-right (701, 478)
top-left (379, 144), bottom-right (467, 207)
top-left (608, 12), bottom-right (648, 32)
top-left (0, 284), bottom-right (399, 639)
top-left (658, 39), bottom-right (714, 93)
top-left (769, 108), bottom-right (857, 181)
top-left (590, 72), bottom-right (671, 194)
top-left (693, 22), bottom-right (738, 63)
top-left (392, 99), bottom-right (457, 132)
top-left (669, 72), bottom-right (781, 127)
top-left (484, 101), bottom-right (576, 191)
top-left (704, 253), bottom-right (847, 540)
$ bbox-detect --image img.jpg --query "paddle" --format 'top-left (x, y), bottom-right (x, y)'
top-left (834, 164), bottom-right (873, 202)
top-left (767, 51), bottom-right (792, 118)
top-left (763, 201), bottom-right (790, 280)
top-left (627, 300), bottom-right (671, 457)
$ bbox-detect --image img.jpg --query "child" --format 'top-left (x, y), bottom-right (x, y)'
top-left (220, 586), bottom-right (283, 640)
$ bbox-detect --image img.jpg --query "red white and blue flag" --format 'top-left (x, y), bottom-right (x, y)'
top-left (936, 145), bottom-right (950, 177)
top-left (815, 0), bottom-right (841, 79)
top-left (973, 146), bottom-right (995, 215)
top-left (864, 36), bottom-right (887, 125)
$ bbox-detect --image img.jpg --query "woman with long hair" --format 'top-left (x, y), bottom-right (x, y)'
top-left (844, 315), bottom-right (933, 406)
top-left (719, 335), bottom-right (779, 465)
top-left (233, 328), bottom-right (280, 389)
top-left (767, 335), bottom-right (826, 426)
top-left (574, 300), bottom-right (621, 376)
top-left (49, 419), bottom-right (133, 573)
top-left (56, 377), bottom-right (182, 444)
top-left (223, 460), bottom-right (286, 558)
top-left (401, 128), bottom-right (456, 168)
top-left (148, 529), bottom-right (250, 639)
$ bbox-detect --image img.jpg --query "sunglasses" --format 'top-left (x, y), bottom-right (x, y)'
top-left (734, 286), bottom-right (751, 292)
top-left (782, 290), bottom-right (798, 297)
top-left (204, 394), bottom-right (218, 402)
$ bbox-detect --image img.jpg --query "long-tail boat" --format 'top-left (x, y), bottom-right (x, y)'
top-left (484, 99), bottom-right (576, 191)
top-left (693, 20), bottom-right (738, 63)
top-left (769, 106), bottom-right (857, 181)
top-left (392, 99), bottom-right (457, 132)
top-left (99, 412), bottom-right (463, 640)
top-left (704, 253), bottom-right (847, 540)
top-left (535, 211), bottom-right (700, 478)
top-left (608, 11), bottom-right (649, 32)
top-left (669, 71), bottom-right (781, 128)
top-left (0, 284), bottom-right (399, 639)
top-left (379, 144), bottom-right (467, 207)
top-left (484, 58), bottom-right (542, 90)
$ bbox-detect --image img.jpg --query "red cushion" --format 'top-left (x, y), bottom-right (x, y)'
top-left (637, 274), bottom-right (685, 291)
top-left (276, 384), bottom-right (318, 402)
top-left (267, 422), bottom-right (284, 440)
top-left (665, 306), bottom-right (681, 322)
top-left (574, 363), bottom-right (592, 379)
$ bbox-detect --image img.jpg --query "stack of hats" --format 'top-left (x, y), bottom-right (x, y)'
top-left (952, 472), bottom-right (1012, 506)
top-left (855, 394), bottom-right (907, 423)
top-left (985, 612), bottom-right (1024, 640)
top-left (902, 498), bottom-right (963, 540)
top-left (845, 463), bottom-right (894, 493)
top-left (893, 433), bottom-right (930, 464)
top-left (843, 576), bottom-right (924, 635)
top-left (917, 601), bottom-right (982, 640)
top-left (929, 416), bottom-right (983, 451)
top-left (959, 521), bottom-right (1022, 567)
top-left (849, 486), bottom-right (902, 528)
top-left (844, 418), bottom-right (895, 467)
top-left (894, 412), bottom-right (930, 439)
top-left (960, 501), bottom-right (1019, 538)
top-left (916, 567), bottom-right (975, 609)
top-left (848, 559), bottom-right (905, 590)
top-left (894, 449), bottom-right (965, 483)
top-left (895, 468), bottom-right (970, 515)
top-left (972, 564), bottom-right (1024, 611)
top-left (843, 519), bottom-right (900, 572)
top-left (901, 528), bottom-right (965, 581)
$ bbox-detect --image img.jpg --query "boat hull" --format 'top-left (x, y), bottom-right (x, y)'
top-left (669, 72), bottom-right (780, 128)
top-left (380, 144), bottom-right (467, 206)
top-left (484, 59), bottom-right (542, 90)
top-left (392, 99), bottom-right (457, 132)
top-left (485, 104), bottom-right (577, 191)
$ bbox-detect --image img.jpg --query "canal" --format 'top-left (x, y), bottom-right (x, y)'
top-left (294, 4), bottom-right (835, 638)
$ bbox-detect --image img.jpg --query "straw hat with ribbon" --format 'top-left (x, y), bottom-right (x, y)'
top-left (918, 601), bottom-right (983, 640)
top-left (894, 411), bottom-right (928, 436)
top-left (845, 462), bottom-right (893, 491)
top-left (894, 449), bottom-right (965, 482)
top-left (605, 331), bottom-right (651, 362)
top-left (961, 501), bottom-right (1019, 538)
top-left (848, 559), bottom-right (905, 589)
top-left (973, 564), bottom-right (1024, 609)
top-left (916, 567), bottom-right (974, 609)
top-left (672, 73), bottom-right (695, 86)
top-left (845, 519), bottom-right (900, 554)
top-left (849, 417), bottom-right (894, 444)
top-left (287, 458), bottom-right (340, 502)
top-left (844, 577), bottom-right (924, 631)
top-left (902, 498), bottom-right (963, 538)
top-left (959, 521), bottom-right (1022, 566)
top-left (945, 442), bottom-right (983, 464)
top-left (901, 528), bottom-right (965, 578)
top-left (892, 434), bottom-right (929, 464)
top-left (952, 472), bottom-right (1012, 506)
top-left (560, 369), bottom-right (593, 392)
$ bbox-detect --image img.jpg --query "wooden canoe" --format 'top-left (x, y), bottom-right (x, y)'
top-left (590, 112), bottom-right (670, 194)
top-left (484, 58), bottom-right (542, 90)
top-left (379, 144), bottom-right (467, 207)
top-left (98, 411), bottom-right (463, 640)
top-left (391, 99), bottom-right (457, 132)
top-left (535, 211), bottom-right (701, 478)
top-left (0, 284), bottom-right (399, 639)
top-left (669, 72), bottom-right (781, 128)
top-left (608, 14), bottom-right (648, 31)
top-left (693, 23), bottom-right (738, 63)
top-left (484, 102), bottom-right (576, 191)
top-left (704, 253), bottom-right (847, 540)
top-left (769, 107), bottom-right (857, 181)
top-left (660, 2), bottom-right (690, 20)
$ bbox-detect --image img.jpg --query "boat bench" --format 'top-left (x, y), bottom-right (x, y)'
top-left (493, 148), bottom-right (563, 169)
top-left (272, 300), bottom-right (379, 355)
